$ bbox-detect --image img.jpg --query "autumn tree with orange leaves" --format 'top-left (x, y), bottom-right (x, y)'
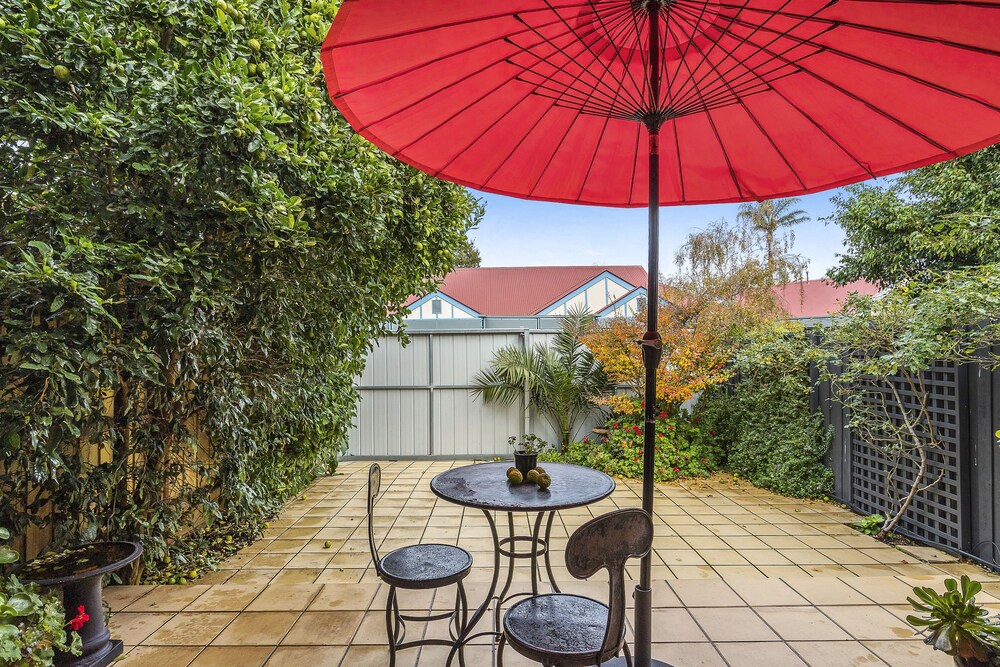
top-left (581, 297), bottom-right (732, 416)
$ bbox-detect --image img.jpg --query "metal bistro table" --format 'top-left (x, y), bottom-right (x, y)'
top-left (431, 461), bottom-right (615, 666)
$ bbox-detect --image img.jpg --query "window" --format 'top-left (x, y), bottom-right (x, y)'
top-left (431, 299), bottom-right (443, 315)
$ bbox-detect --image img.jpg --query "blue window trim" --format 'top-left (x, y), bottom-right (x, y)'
top-left (597, 287), bottom-right (647, 317)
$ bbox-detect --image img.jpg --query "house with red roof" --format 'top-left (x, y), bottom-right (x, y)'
top-left (772, 278), bottom-right (881, 321)
top-left (404, 265), bottom-right (648, 322)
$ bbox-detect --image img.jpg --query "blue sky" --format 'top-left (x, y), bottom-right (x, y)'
top-left (468, 185), bottom-right (864, 278)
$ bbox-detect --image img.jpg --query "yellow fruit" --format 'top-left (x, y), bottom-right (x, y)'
top-left (533, 466), bottom-right (546, 475)
top-left (188, 570), bottom-right (198, 579)
top-left (506, 469), bottom-right (523, 485)
top-left (506, 466), bottom-right (518, 477)
top-left (248, 38), bottom-right (261, 52)
top-left (53, 65), bottom-right (70, 81)
top-left (536, 473), bottom-right (552, 490)
top-left (526, 469), bottom-right (540, 484)
top-left (323, 540), bottom-right (333, 549)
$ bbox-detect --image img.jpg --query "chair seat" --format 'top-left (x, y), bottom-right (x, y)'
top-left (504, 594), bottom-right (619, 665)
top-left (378, 543), bottom-right (472, 589)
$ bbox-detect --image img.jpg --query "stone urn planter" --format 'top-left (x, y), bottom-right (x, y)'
top-left (19, 542), bottom-right (142, 667)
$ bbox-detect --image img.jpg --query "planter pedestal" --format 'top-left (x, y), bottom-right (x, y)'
top-left (19, 542), bottom-right (142, 667)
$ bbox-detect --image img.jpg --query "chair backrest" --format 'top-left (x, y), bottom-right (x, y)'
top-left (565, 508), bottom-right (653, 661)
top-left (367, 463), bottom-right (382, 574)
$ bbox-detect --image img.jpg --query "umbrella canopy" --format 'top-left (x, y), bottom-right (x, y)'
top-left (322, 2), bottom-right (1000, 666)
top-left (324, 0), bottom-right (1000, 207)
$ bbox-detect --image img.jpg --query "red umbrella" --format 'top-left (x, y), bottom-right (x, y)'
top-left (322, 2), bottom-right (1000, 665)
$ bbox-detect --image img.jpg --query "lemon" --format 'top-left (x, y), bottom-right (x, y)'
top-left (53, 65), bottom-right (70, 81)
top-left (323, 540), bottom-right (333, 549)
top-left (248, 38), bottom-right (261, 53)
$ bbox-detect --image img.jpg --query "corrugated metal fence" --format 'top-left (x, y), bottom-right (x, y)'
top-left (349, 328), bottom-right (603, 458)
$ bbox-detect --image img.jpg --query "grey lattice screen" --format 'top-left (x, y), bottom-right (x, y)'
top-left (849, 362), bottom-right (963, 550)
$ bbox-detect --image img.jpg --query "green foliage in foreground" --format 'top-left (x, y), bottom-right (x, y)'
top-left (0, 576), bottom-right (81, 667)
top-left (542, 410), bottom-right (723, 482)
top-left (826, 145), bottom-right (1000, 288)
top-left (0, 0), bottom-right (481, 579)
top-left (695, 325), bottom-right (833, 498)
top-left (908, 576), bottom-right (1000, 665)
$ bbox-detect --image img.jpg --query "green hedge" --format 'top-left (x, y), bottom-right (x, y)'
top-left (695, 326), bottom-right (833, 498)
top-left (0, 0), bottom-right (480, 580)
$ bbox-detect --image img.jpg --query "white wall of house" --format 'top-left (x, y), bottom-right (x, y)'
top-left (405, 294), bottom-right (478, 320)
top-left (541, 273), bottom-right (635, 316)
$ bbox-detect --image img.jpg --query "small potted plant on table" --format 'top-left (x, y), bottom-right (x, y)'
top-left (908, 575), bottom-right (1000, 666)
top-left (509, 434), bottom-right (548, 477)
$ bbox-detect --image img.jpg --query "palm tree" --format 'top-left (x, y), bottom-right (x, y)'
top-left (737, 198), bottom-right (809, 281)
top-left (472, 307), bottom-right (610, 452)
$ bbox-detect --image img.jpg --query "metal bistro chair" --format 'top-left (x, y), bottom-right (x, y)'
top-left (498, 508), bottom-right (653, 667)
top-left (367, 464), bottom-right (472, 667)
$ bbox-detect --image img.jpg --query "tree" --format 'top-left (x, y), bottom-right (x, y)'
top-left (736, 198), bottom-right (809, 282)
top-left (821, 265), bottom-right (1000, 538)
top-left (671, 218), bottom-right (794, 341)
top-left (0, 0), bottom-right (481, 578)
top-left (582, 297), bottom-right (731, 416)
top-left (473, 308), bottom-right (610, 451)
top-left (452, 234), bottom-right (482, 267)
top-left (826, 146), bottom-right (1000, 288)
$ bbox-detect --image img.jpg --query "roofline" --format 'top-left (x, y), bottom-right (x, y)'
top-left (406, 291), bottom-right (482, 317)
top-left (533, 269), bottom-right (643, 315)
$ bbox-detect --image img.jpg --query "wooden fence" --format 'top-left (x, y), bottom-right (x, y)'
top-left (812, 347), bottom-right (1000, 568)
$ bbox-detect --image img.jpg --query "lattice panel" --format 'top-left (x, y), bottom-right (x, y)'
top-left (850, 362), bottom-right (962, 550)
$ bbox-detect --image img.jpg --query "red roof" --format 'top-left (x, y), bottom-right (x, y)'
top-left (773, 278), bottom-right (880, 318)
top-left (409, 266), bottom-right (647, 316)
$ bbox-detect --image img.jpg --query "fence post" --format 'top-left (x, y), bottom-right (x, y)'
top-left (428, 333), bottom-right (434, 456)
top-left (958, 362), bottom-right (973, 553)
top-left (521, 329), bottom-right (531, 437)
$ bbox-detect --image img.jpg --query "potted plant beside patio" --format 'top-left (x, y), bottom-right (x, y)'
top-left (509, 434), bottom-right (548, 477)
top-left (908, 575), bottom-right (1000, 666)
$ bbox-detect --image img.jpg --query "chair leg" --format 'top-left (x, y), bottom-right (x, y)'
top-left (385, 585), bottom-right (397, 667)
top-left (456, 580), bottom-right (468, 667)
top-left (497, 634), bottom-right (506, 667)
top-left (623, 640), bottom-right (633, 667)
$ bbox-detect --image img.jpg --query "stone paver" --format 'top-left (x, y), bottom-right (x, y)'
top-left (112, 460), bottom-right (998, 666)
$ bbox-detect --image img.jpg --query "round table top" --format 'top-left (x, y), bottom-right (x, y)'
top-left (431, 462), bottom-right (615, 512)
top-left (18, 541), bottom-right (142, 586)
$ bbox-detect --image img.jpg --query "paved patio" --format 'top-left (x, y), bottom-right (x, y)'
top-left (109, 460), bottom-right (999, 666)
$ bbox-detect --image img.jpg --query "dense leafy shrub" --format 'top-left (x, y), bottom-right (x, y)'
top-left (543, 409), bottom-right (723, 481)
top-left (696, 325), bottom-right (833, 497)
top-left (0, 0), bottom-right (480, 579)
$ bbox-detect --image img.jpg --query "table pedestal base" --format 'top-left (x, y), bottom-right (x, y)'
top-left (55, 639), bottom-right (123, 667)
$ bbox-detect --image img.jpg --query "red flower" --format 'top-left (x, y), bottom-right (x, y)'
top-left (638, 450), bottom-right (644, 456)
top-left (582, 436), bottom-right (589, 443)
top-left (633, 457), bottom-right (639, 462)
top-left (709, 431), bottom-right (715, 436)
top-left (668, 425), bottom-right (675, 431)
top-left (657, 411), bottom-right (667, 419)
top-left (641, 401), bottom-right (645, 407)
top-left (69, 605), bottom-right (90, 632)
top-left (601, 437), bottom-right (608, 444)
top-left (632, 426), bottom-right (641, 435)
top-left (613, 422), bottom-right (620, 429)
top-left (701, 458), bottom-right (707, 463)
top-left (672, 466), bottom-right (679, 472)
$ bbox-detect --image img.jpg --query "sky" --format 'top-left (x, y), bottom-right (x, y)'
top-left (468, 185), bottom-right (864, 279)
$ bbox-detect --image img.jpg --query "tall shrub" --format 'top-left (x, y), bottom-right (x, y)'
top-left (696, 324), bottom-right (833, 497)
top-left (0, 0), bottom-right (481, 577)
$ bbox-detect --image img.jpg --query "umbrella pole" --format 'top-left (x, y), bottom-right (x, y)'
top-left (633, 4), bottom-right (669, 665)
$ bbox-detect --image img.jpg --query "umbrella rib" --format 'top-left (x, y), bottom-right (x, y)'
top-left (667, 0), bottom-right (801, 112)
top-left (709, 10), bottom-right (1000, 115)
top-left (706, 1), bottom-right (1000, 59)
top-left (717, 29), bottom-right (956, 155)
top-left (334, 14), bottom-right (570, 97)
top-left (586, 1), bottom-right (651, 106)
top-left (347, 11), bottom-right (634, 133)
top-left (665, 0), bottom-right (717, 105)
top-left (480, 99), bottom-right (566, 190)
top-left (763, 83), bottom-right (877, 179)
top-left (672, 122), bottom-right (686, 202)
top-left (666, 21), bottom-right (746, 200)
top-left (575, 112), bottom-right (614, 202)
top-left (324, 0), bottom-right (619, 49)
top-left (673, 19), bottom-right (809, 192)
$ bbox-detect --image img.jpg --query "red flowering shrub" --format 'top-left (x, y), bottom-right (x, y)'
top-left (542, 409), bottom-right (724, 481)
